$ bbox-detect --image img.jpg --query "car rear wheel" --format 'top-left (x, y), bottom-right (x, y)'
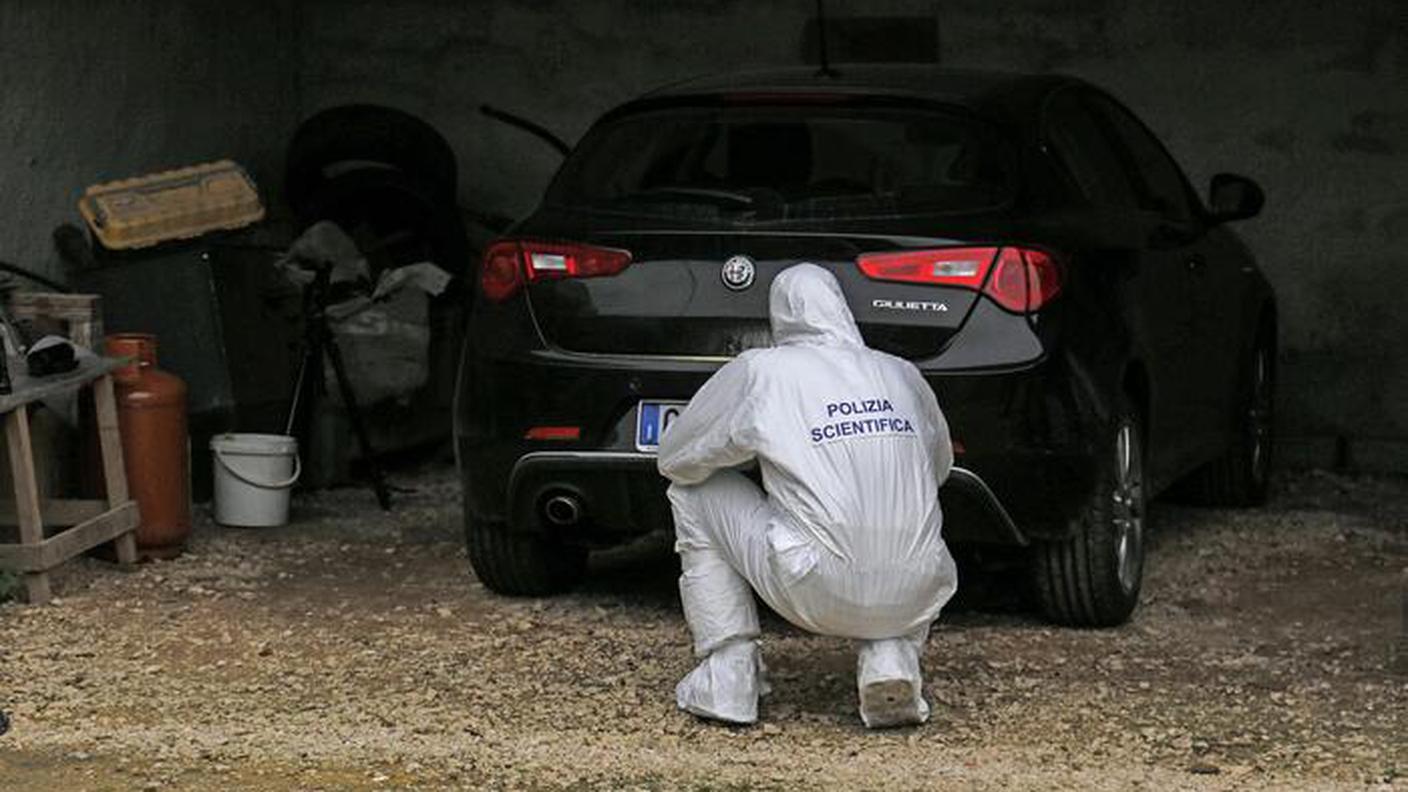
top-left (465, 518), bottom-right (587, 596)
top-left (1181, 332), bottom-right (1274, 507)
top-left (1032, 400), bottom-right (1145, 627)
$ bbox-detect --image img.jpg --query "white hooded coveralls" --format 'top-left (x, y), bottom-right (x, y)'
top-left (658, 263), bottom-right (958, 724)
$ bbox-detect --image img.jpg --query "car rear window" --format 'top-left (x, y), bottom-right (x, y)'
top-left (546, 103), bottom-right (1016, 222)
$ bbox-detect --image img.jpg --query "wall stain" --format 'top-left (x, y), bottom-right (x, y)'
top-left (1323, 33), bottom-right (1386, 74)
top-left (1330, 110), bottom-right (1407, 156)
top-left (1254, 127), bottom-right (1295, 153)
top-left (1333, 132), bottom-right (1397, 156)
top-left (1379, 206), bottom-right (1408, 242)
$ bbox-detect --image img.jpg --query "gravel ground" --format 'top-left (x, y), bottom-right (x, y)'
top-left (0, 467), bottom-right (1404, 791)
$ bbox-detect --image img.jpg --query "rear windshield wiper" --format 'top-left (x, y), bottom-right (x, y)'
top-left (616, 187), bottom-right (759, 207)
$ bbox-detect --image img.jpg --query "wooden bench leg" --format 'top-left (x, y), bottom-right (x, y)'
top-left (22, 569), bottom-right (51, 603)
top-left (113, 527), bottom-right (138, 566)
top-left (6, 405), bottom-right (50, 604)
top-left (93, 375), bottom-right (137, 565)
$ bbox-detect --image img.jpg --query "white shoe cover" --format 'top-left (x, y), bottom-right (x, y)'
top-left (676, 641), bottom-right (761, 725)
top-left (856, 638), bottom-right (930, 729)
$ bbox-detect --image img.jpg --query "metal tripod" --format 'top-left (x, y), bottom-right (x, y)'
top-left (284, 264), bottom-right (392, 511)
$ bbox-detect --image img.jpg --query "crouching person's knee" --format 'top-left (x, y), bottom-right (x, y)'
top-left (668, 473), bottom-right (744, 549)
top-left (667, 481), bottom-right (709, 553)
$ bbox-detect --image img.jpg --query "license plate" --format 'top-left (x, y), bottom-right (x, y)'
top-left (636, 400), bottom-right (688, 452)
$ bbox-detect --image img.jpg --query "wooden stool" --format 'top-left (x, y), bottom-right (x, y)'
top-left (6, 293), bottom-right (103, 349)
top-left (0, 357), bottom-right (139, 604)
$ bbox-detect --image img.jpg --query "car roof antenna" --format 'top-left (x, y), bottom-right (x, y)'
top-left (814, 0), bottom-right (840, 79)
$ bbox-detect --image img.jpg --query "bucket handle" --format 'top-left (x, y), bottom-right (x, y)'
top-left (214, 446), bottom-right (302, 489)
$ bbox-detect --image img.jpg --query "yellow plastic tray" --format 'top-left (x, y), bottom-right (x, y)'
top-left (78, 160), bottom-right (265, 250)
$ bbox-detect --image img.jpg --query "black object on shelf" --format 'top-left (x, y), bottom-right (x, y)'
top-left (25, 337), bottom-right (79, 377)
top-left (73, 226), bottom-right (304, 500)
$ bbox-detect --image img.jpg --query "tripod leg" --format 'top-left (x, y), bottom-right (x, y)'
top-left (285, 335), bottom-right (328, 471)
top-left (321, 332), bottom-right (392, 511)
top-left (284, 351), bottom-right (311, 438)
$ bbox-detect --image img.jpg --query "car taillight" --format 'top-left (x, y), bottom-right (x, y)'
top-left (855, 246), bottom-right (1062, 313)
top-left (479, 240), bottom-right (633, 302)
top-left (857, 246), bottom-right (999, 289)
top-left (481, 242), bottom-right (525, 302)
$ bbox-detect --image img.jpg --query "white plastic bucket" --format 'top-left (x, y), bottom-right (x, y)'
top-left (210, 433), bottom-right (301, 527)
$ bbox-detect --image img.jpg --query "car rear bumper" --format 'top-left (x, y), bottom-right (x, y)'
top-left (506, 451), bottom-right (669, 545)
top-left (468, 445), bottom-right (1040, 546)
top-left (456, 344), bottom-right (1104, 544)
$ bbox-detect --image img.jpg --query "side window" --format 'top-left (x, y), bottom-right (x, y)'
top-left (1042, 91), bottom-right (1141, 210)
top-left (1089, 96), bottom-right (1198, 222)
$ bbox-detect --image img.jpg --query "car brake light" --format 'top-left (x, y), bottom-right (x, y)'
top-left (479, 240), bottom-right (633, 302)
top-left (1023, 248), bottom-right (1061, 309)
top-left (481, 241), bottom-right (524, 302)
top-left (855, 246), bottom-right (1062, 313)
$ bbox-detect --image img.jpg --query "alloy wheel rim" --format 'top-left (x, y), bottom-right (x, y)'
top-left (1112, 422), bottom-right (1144, 594)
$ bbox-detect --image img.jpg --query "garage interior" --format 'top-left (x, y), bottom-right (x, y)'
top-left (1, 1), bottom-right (1404, 790)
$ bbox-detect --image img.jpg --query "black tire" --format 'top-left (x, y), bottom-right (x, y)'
top-left (1180, 330), bottom-right (1274, 507)
top-left (285, 104), bottom-right (458, 220)
top-left (465, 517), bottom-right (587, 596)
top-left (1032, 396), bottom-right (1145, 627)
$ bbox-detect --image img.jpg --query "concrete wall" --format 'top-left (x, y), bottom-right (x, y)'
top-left (5, 1), bottom-right (1404, 469)
top-left (938, 0), bottom-right (1408, 471)
top-left (296, 0), bottom-right (1408, 470)
top-left (0, 0), bottom-right (300, 278)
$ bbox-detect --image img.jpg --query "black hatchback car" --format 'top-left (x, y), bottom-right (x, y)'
top-left (455, 66), bottom-right (1274, 626)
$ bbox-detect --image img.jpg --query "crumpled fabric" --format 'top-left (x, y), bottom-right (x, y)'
top-left (275, 220), bottom-right (451, 406)
top-left (659, 263), bottom-right (959, 648)
top-left (276, 220), bottom-right (368, 286)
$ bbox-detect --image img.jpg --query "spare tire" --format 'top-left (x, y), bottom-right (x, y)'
top-left (298, 166), bottom-right (470, 283)
top-left (285, 104), bottom-right (458, 220)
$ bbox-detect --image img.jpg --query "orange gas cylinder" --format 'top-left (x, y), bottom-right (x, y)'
top-left (105, 333), bottom-right (190, 558)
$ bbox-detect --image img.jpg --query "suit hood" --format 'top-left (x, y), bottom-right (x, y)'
top-left (769, 263), bottom-right (864, 348)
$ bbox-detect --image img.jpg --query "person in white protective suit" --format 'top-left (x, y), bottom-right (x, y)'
top-left (657, 262), bottom-right (958, 728)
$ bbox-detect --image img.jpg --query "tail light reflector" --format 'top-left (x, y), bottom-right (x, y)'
top-left (480, 240), bottom-right (632, 302)
top-left (856, 246), bottom-right (998, 289)
top-left (525, 426), bottom-right (581, 441)
top-left (856, 246), bottom-right (1062, 313)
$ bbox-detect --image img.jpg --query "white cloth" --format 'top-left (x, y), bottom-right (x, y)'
top-left (660, 263), bottom-right (958, 646)
top-left (659, 263), bottom-right (958, 724)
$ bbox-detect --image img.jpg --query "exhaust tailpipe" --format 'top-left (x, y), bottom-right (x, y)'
top-left (542, 493), bottom-right (583, 526)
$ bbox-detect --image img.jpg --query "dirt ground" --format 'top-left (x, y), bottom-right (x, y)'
top-left (1, 467), bottom-right (1404, 791)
